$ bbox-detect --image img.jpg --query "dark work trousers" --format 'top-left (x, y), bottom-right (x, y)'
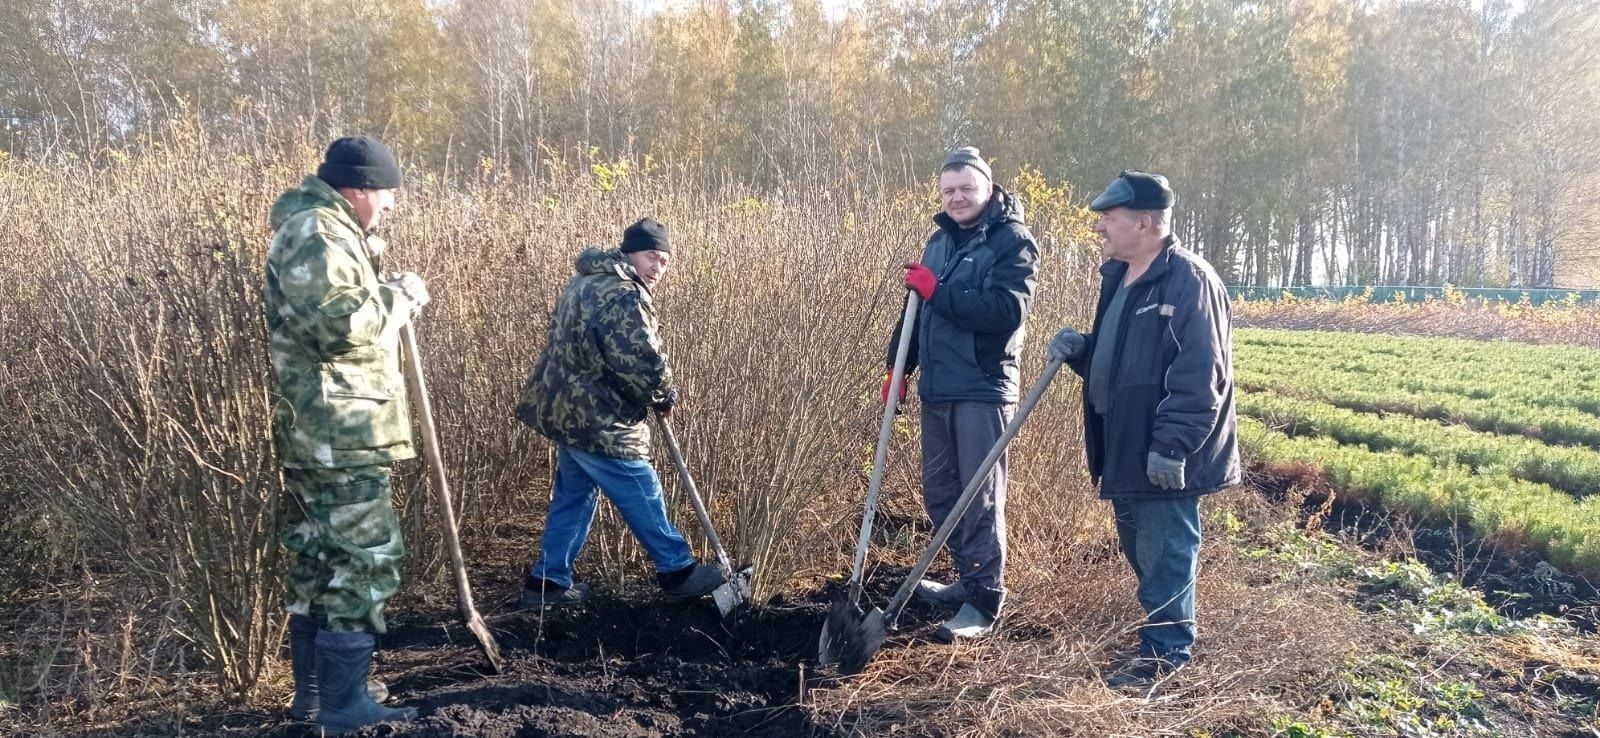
top-left (919, 400), bottom-right (1012, 615)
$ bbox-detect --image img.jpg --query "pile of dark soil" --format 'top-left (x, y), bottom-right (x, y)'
top-left (124, 561), bottom-right (957, 738)
top-left (254, 589), bottom-right (832, 738)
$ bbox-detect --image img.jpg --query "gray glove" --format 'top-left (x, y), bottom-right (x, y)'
top-left (1146, 451), bottom-right (1186, 490)
top-left (1048, 327), bottom-right (1086, 362)
top-left (388, 272), bottom-right (430, 312)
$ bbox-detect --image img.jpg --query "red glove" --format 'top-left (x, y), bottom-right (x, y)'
top-left (903, 262), bottom-right (938, 301)
top-left (880, 371), bottom-right (909, 404)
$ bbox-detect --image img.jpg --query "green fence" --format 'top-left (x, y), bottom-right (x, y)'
top-left (1227, 285), bottom-right (1600, 306)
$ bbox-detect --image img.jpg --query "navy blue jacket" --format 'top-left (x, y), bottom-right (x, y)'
top-left (1067, 237), bottom-right (1240, 499)
top-left (887, 185), bottom-right (1041, 404)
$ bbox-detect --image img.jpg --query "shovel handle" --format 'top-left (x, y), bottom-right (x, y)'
top-left (656, 413), bottom-right (736, 576)
top-left (882, 358), bottom-right (1064, 627)
top-left (400, 322), bottom-right (504, 671)
top-left (400, 324), bottom-right (474, 609)
top-left (848, 291), bottom-right (921, 587)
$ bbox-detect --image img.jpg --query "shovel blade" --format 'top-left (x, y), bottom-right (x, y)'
top-left (465, 612), bottom-right (505, 674)
top-left (818, 591), bottom-right (887, 673)
top-left (711, 584), bottom-right (742, 618)
top-left (837, 607), bottom-right (886, 676)
top-left (711, 566), bottom-right (755, 618)
top-left (818, 590), bottom-right (857, 665)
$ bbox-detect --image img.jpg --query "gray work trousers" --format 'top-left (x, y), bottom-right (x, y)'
top-left (920, 400), bottom-right (1011, 611)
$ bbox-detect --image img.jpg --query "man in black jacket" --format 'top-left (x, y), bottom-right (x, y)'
top-left (1048, 171), bottom-right (1240, 690)
top-left (883, 147), bottom-right (1041, 640)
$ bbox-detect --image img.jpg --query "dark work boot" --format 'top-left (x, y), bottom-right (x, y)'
top-left (287, 615), bottom-right (390, 719)
top-left (519, 577), bottom-right (593, 608)
top-left (287, 615), bottom-right (319, 720)
top-left (658, 563), bottom-right (725, 602)
top-left (314, 630), bottom-right (416, 736)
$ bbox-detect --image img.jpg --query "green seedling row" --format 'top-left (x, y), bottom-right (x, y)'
top-left (1237, 333), bottom-right (1600, 413)
top-left (1240, 416), bottom-right (1600, 576)
top-left (1236, 364), bottom-right (1600, 448)
top-left (1237, 392), bottom-right (1600, 497)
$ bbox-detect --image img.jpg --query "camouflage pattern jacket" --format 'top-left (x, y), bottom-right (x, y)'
top-left (264, 175), bottom-right (416, 469)
top-left (515, 248), bottom-right (675, 459)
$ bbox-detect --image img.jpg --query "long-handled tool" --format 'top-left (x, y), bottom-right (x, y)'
top-left (831, 357), bottom-right (1063, 675)
top-left (656, 413), bottom-right (754, 617)
top-left (818, 291), bottom-right (921, 667)
top-left (400, 323), bottom-right (505, 674)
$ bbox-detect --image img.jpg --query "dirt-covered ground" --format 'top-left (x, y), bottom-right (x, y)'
top-left (59, 559), bottom-right (970, 738)
top-left (17, 482), bottom-right (1600, 738)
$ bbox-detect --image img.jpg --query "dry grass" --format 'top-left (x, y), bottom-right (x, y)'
top-left (807, 490), bottom-right (1374, 737)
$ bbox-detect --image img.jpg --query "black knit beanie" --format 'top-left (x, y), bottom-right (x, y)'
top-left (620, 217), bottom-right (672, 254)
top-left (317, 136), bottom-right (403, 190)
top-left (940, 146), bottom-right (992, 182)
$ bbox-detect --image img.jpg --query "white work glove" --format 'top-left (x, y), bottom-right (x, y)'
top-left (387, 271), bottom-right (430, 315)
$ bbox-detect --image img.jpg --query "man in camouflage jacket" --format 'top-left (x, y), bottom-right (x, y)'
top-left (514, 217), bottom-right (724, 608)
top-left (264, 136), bottom-right (421, 732)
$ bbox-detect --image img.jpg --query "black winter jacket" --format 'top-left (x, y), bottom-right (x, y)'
top-left (1067, 237), bottom-right (1240, 499)
top-left (887, 185), bottom-right (1041, 404)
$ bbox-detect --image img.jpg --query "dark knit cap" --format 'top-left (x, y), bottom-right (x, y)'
top-left (940, 146), bottom-right (992, 181)
top-left (621, 217), bottom-right (672, 254)
top-left (1089, 170), bottom-right (1175, 211)
top-left (317, 136), bottom-right (403, 190)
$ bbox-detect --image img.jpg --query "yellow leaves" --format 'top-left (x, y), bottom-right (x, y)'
top-left (588, 150), bottom-right (633, 193)
top-left (726, 196), bottom-right (766, 214)
top-left (1012, 165), bottom-right (1096, 248)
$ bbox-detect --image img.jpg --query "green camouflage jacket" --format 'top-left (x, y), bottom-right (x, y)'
top-left (263, 175), bottom-right (415, 469)
top-left (515, 248), bottom-right (675, 459)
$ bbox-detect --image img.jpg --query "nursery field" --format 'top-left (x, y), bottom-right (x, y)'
top-left (1237, 328), bottom-right (1600, 580)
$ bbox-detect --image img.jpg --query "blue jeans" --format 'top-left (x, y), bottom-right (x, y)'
top-left (1112, 495), bottom-right (1202, 664)
top-left (530, 445), bottom-right (695, 588)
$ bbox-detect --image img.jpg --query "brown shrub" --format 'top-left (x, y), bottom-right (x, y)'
top-left (0, 121), bottom-right (1110, 712)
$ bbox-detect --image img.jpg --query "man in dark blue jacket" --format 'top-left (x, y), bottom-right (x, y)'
top-left (1048, 171), bottom-right (1240, 690)
top-left (883, 147), bottom-right (1041, 640)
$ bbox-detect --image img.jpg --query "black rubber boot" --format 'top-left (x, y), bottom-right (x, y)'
top-left (314, 630), bottom-right (416, 736)
top-left (287, 614), bottom-right (319, 720)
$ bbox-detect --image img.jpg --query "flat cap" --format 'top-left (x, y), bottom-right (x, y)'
top-left (1089, 170), bottom-right (1174, 211)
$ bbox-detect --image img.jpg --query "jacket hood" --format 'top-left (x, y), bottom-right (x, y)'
top-left (574, 247), bottom-right (647, 285)
top-left (576, 247), bottom-right (621, 275)
top-left (269, 175), bottom-right (359, 232)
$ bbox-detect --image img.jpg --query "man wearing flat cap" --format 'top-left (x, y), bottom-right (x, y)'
top-left (264, 135), bottom-right (422, 732)
top-left (514, 217), bottom-right (725, 610)
top-left (1047, 171), bottom-right (1239, 691)
top-left (882, 146), bottom-right (1041, 641)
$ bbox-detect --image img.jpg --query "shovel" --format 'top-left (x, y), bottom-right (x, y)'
top-left (400, 323), bottom-right (506, 674)
top-left (656, 413), bottom-right (754, 617)
top-left (830, 357), bottom-right (1063, 675)
top-left (818, 291), bottom-right (921, 667)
